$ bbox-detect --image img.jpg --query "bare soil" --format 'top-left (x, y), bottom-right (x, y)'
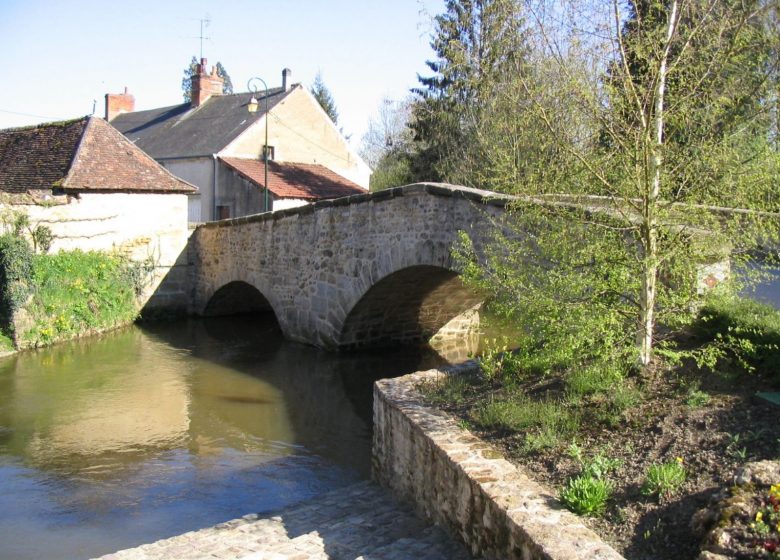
top-left (428, 366), bottom-right (780, 559)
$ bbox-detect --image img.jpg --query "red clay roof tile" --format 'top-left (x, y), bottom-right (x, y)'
top-left (0, 117), bottom-right (195, 194)
top-left (221, 157), bottom-right (366, 200)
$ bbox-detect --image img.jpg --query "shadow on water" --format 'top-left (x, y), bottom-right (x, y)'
top-left (140, 314), bottom-right (450, 467)
top-left (0, 313), bottom-right (451, 560)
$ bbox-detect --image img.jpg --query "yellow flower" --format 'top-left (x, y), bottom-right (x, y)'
top-left (675, 457), bottom-right (684, 464)
top-left (755, 511), bottom-right (763, 522)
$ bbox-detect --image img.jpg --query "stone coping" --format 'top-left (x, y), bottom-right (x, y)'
top-left (373, 361), bottom-right (625, 560)
top-left (198, 182), bottom-right (514, 229)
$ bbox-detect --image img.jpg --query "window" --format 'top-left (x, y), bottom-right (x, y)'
top-left (262, 145), bottom-right (275, 161)
top-left (216, 205), bottom-right (231, 220)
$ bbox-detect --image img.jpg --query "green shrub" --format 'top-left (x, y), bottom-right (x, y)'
top-left (641, 459), bottom-right (687, 499)
top-left (478, 337), bottom-right (523, 381)
top-left (695, 295), bottom-right (780, 379)
top-left (0, 233), bottom-right (34, 334)
top-left (560, 474), bottom-right (613, 516)
top-left (581, 452), bottom-right (622, 480)
top-left (22, 250), bottom-right (141, 346)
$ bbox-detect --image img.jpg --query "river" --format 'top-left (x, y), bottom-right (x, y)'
top-left (0, 316), bottom-right (448, 559)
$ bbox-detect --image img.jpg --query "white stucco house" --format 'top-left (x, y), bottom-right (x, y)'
top-left (0, 116), bottom-right (196, 312)
top-left (107, 60), bottom-right (371, 222)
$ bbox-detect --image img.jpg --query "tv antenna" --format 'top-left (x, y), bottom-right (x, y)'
top-left (198, 16), bottom-right (211, 60)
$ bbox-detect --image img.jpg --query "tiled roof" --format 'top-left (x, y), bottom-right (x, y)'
top-left (0, 118), bottom-right (87, 193)
top-left (67, 117), bottom-right (195, 192)
top-left (221, 157), bottom-right (366, 200)
top-left (0, 117), bottom-right (195, 194)
top-left (111, 87), bottom-right (293, 159)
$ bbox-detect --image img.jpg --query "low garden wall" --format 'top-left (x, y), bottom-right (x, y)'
top-left (373, 362), bottom-right (625, 560)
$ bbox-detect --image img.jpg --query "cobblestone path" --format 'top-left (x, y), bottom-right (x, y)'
top-left (95, 481), bottom-right (473, 560)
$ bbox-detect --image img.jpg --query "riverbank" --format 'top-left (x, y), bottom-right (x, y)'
top-left (418, 296), bottom-right (780, 559)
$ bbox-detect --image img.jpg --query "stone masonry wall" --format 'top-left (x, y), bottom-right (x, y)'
top-left (373, 363), bottom-right (626, 560)
top-left (190, 184), bottom-right (506, 349)
top-left (190, 182), bottom-right (734, 351)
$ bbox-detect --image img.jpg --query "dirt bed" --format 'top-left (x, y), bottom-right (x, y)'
top-left (428, 369), bottom-right (780, 559)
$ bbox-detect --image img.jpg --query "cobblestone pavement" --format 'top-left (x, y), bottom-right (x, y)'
top-left (95, 481), bottom-right (473, 560)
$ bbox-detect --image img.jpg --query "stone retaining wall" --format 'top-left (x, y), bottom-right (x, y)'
top-left (373, 363), bottom-right (625, 560)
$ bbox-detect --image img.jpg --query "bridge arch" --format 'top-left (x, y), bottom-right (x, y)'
top-left (203, 280), bottom-right (277, 319)
top-left (337, 265), bottom-right (483, 349)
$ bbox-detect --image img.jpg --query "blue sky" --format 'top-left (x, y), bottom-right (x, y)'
top-left (0, 0), bottom-right (444, 143)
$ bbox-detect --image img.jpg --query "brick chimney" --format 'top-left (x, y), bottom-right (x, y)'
top-left (104, 87), bottom-right (135, 121)
top-left (191, 58), bottom-right (224, 107)
top-left (282, 68), bottom-right (292, 92)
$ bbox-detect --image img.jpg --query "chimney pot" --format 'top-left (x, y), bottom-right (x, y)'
top-left (282, 68), bottom-right (292, 92)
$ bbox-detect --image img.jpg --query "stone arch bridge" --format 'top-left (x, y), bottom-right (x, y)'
top-left (188, 182), bottom-right (729, 352)
top-left (189, 183), bottom-right (509, 351)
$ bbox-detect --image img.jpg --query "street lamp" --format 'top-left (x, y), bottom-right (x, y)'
top-left (247, 77), bottom-right (270, 212)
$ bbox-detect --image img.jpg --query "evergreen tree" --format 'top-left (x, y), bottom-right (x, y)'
top-left (607, 0), bottom-right (779, 204)
top-left (181, 56), bottom-right (234, 102)
top-left (410, 0), bottom-right (528, 184)
top-left (310, 72), bottom-right (339, 124)
top-left (215, 62), bottom-right (234, 95)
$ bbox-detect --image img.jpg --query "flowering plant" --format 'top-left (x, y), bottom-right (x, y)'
top-left (750, 483), bottom-right (780, 557)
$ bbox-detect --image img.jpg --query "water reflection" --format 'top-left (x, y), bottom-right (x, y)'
top-left (0, 316), bottom-right (446, 559)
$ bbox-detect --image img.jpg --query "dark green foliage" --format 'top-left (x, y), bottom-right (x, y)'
top-left (369, 150), bottom-right (415, 191)
top-left (215, 62), bottom-right (233, 95)
top-left (410, 0), bottom-right (528, 184)
top-left (310, 72), bottom-right (339, 125)
top-left (0, 234), bottom-right (33, 334)
top-left (608, 0), bottom-right (780, 207)
top-left (695, 295), bottom-right (780, 379)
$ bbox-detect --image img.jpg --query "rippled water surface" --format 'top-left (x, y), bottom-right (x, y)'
top-left (0, 317), bottom-right (446, 559)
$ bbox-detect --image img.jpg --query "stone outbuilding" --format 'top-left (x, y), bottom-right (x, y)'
top-left (0, 115), bottom-right (196, 312)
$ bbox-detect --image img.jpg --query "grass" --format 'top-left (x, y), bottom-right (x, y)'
top-left (566, 360), bottom-right (625, 397)
top-left (471, 395), bottom-right (579, 451)
top-left (695, 294), bottom-right (780, 380)
top-left (418, 374), bottom-right (474, 406)
top-left (641, 459), bottom-right (687, 499)
top-left (0, 331), bottom-right (13, 352)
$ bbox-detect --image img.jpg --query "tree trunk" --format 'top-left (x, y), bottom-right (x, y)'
top-left (638, 0), bottom-right (679, 367)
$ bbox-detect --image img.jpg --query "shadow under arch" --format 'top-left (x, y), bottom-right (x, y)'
top-left (203, 281), bottom-right (276, 319)
top-left (338, 265), bottom-right (483, 351)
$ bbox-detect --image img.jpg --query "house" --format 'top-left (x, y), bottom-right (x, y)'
top-left (0, 116), bottom-right (195, 311)
top-left (108, 59), bottom-right (371, 222)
